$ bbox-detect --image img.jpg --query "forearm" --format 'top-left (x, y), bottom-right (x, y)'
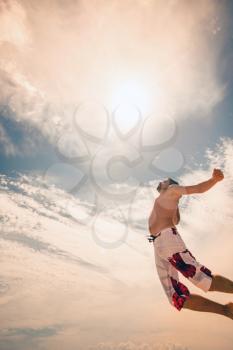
top-left (198, 177), bottom-right (218, 193)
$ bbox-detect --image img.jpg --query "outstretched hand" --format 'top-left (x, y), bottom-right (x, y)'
top-left (212, 168), bottom-right (224, 182)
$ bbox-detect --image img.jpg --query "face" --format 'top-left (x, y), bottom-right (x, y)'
top-left (158, 178), bottom-right (170, 192)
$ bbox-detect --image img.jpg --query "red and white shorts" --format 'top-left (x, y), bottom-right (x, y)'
top-left (150, 226), bottom-right (213, 311)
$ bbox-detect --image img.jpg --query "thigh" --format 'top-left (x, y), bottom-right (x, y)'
top-left (153, 244), bottom-right (190, 310)
top-left (167, 248), bottom-right (213, 293)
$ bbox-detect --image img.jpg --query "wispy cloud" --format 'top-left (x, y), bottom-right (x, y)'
top-left (0, 1), bottom-right (232, 347)
top-left (0, 325), bottom-right (60, 338)
top-left (0, 138), bottom-right (233, 350)
top-left (0, 231), bottom-right (108, 273)
top-left (0, 0), bottom-right (230, 159)
top-left (0, 325), bottom-right (62, 350)
top-left (88, 341), bottom-right (189, 350)
top-left (0, 173), bottom-right (111, 274)
top-left (0, 122), bottom-right (16, 156)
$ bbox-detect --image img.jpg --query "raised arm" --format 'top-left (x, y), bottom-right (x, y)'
top-left (168, 168), bottom-right (224, 196)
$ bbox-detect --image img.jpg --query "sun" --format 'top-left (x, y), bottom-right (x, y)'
top-left (111, 80), bottom-right (150, 111)
top-left (110, 80), bottom-right (155, 132)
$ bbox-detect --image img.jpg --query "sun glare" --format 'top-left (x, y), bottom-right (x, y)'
top-left (110, 80), bottom-right (156, 132)
top-left (111, 81), bottom-right (150, 111)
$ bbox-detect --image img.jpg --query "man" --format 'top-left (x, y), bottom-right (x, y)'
top-left (148, 168), bottom-right (233, 319)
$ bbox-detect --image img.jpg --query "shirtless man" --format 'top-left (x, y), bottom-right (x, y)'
top-left (148, 168), bottom-right (233, 319)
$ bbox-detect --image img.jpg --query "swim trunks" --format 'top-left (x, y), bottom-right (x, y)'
top-left (148, 226), bottom-right (213, 311)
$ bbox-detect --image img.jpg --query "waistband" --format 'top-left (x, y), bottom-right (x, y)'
top-left (147, 232), bottom-right (161, 242)
top-left (147, 226), bottom-right (178, 243)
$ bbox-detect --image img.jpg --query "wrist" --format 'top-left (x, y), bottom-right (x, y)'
top-left (211, 177), bottom-right (218, 184)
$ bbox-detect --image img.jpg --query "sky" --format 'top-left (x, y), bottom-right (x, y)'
top-left (0, 0), bottom-right (233, 349)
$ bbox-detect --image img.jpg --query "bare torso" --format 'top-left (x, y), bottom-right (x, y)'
top-left (148, 191), bottom-right (181, 235)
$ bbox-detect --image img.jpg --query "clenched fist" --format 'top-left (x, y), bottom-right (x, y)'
top-left (212, 168), bottom-right (224, 182)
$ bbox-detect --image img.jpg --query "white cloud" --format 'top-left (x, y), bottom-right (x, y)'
top-left (173, 138), bottom-right (233, 288)
top-left (0, 0), bottom-right (229, 158)
top-left (88, 341), bottom-right (189, 350)
top-left (0, 0), bottom-right (29, 46)
top-left (0, 138), bottom-right (233, 350)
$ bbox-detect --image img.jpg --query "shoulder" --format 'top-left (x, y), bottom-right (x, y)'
top-left (166, 185), bottom-right (184, 198)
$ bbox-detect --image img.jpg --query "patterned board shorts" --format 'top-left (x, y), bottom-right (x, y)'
top-left (148, 226), bottom-right (213, 311)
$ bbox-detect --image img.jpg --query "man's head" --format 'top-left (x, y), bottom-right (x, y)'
top-left (156, 178), bottom-right (179, 193)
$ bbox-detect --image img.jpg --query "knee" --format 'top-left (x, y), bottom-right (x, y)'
top-left (208, 274), bottom-right (219, 291)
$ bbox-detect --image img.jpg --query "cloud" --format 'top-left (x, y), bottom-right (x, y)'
top-left (0, 0), bottom-right (231, 198)
top-left (0, 122), bottom-right (16, 156)
top-left (0, 0), bottom-right (230, 161)
top-left (0, 138), bottom-right (233, 350)
top-left (88, 137), bottom-right (233, 243)
top-left (0, 278), bottom-right (9, 295)
top-left (88, 341), bottom-right (189, 350)
top-left (0, 325), bottom-right (62, 350)
top-left (0, 173), bottom-right (110, 274)
top-left (0, 231), bottom-right (107, 273)
top-left (0, 113), bottom-right (52, 157)
top-left (0, 325), bottom-right (60, 338)
top-left (0, 0), bottom-right (29, 46)
top-left (175, 138), bottom-right (233, 279)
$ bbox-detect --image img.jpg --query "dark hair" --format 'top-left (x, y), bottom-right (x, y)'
top-left (156, 178), bottom-right (179, 193)
top-left (168, 178), bottom-right (179, 186)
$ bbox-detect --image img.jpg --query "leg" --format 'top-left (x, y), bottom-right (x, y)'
top-left (209, 274), bottom-right (233, 293)
top-left (167, 249), bottom-right (214, 293)
top-left (153, 244), bottom-right (187, 311)
top-left (183, 293), bottom-right (233, 320)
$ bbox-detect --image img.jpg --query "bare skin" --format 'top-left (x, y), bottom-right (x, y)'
top-left (183, 274), bottom-right (233, 320)
top-left (148, 185), bottom-right (181, 235)
top-left (149, 168), bottom-right (233, 319)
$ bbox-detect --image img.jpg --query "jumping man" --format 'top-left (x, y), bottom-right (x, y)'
top-left (148, 168), bottom-right (233, 319)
